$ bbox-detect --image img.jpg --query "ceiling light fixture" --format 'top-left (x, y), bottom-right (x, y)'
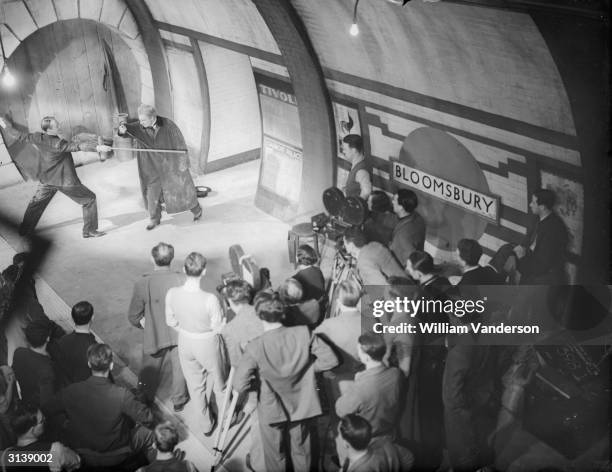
top-left (350, 0), bottom-right (360, 36)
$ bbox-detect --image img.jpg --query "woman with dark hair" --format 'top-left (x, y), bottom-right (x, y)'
top-left (293, 245), bottom-right (326, 302)
top-left (362, 190), bottom-right (398, 246)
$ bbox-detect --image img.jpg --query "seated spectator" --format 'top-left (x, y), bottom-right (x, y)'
top-left (1, 404), bottom-right (81, 471)
top-left (335, 332), bottom-right (402, 442)
top-left (315, 280), bottom-right (364, 399)
top-left (55, 301), bottom-right (97, 384)
top-left (456, 239), bottom-right (502, 286)
top-left (362, 190), bottom-right (398, 246)
top-left (43, 344), bottom-right (155, 467)
top-left (343, 227), bottom-right (405, 286)
top-left (278, 278), bottom-right (321, 328)
top-left (136, 421), bottom-right (198, 472)
top-left (390, 189), bottom-right (426, 267)
top-left (0, 365), bottom-right (17, 449)
top-left (336, 414), bottom-right (413, 472)
top-left (12, 319), bottom-right (61, 408)
top-left (220, 280), bottom-right (263, 368)
top-left (292, 245), bottom-right (326, 302)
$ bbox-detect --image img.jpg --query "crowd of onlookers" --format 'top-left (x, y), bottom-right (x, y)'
top-left (0, 182), bottom-right (571, 471)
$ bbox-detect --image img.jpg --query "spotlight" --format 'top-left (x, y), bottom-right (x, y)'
top-left (2, 67), bottom-right (15, 88)
top-left (349, 23), bottom-right (359, 36)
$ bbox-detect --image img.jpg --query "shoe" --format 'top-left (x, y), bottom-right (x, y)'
top-left (83, 230), bottom-right (106, 238)
top-left (193, 207), bottom-right (203, 222)
top-left (146, 220), bottom-right (160, 230)
top-left (203, 409), bottom-right (218, 437)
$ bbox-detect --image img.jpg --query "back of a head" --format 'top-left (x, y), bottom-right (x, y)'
top-left (87, 343), bottom-right (113, 373)
top-left (338, 280), bottom-right (362, 308)
top-left (154, 421), bottom-right (179, 453)
top-left (24, 319), bottom-right (51, 348)
top-left (254, 291), bottom-right (285, 323)
top-left (534, 188), bottom-right (556, 210)
top-left (1, 264), bottom-right (20, 285)
top-left (278, 278), bottom-right (303, 304)
top-left (339, 414), bottom-right (372, 451)
top-left (457, 239), bottom-right (483, 267)
top-left (408, 250), bottom-right (434, 275)
top-left (225, 279), bottom-right (253, 305)
top-left (369, 190), bottom-right (392, 214)
top-left (297, 245), bottom-right (318, 266)
top-left (72, 301), bottom-right (94, 326)
top-left (396, 189), bottom-right (418, 214)
top-left (358, 331), bottom-right (386, 361)
top-left (151, 242), bottom-right (174, 267)
top-left (344, 226), bottom-right (368, 248)
top-left (342, 134), bottom-right (363, 154)
top-left (13, 252), bottom-right (29, 266)
top-left (40, 116), bottom-right (57, 133)
top-left (138, 103), bottom-right (156, 118)
top-left (184, 252), bottom-right (206, 277)
top-left (10, 404), bottom-right (40, 437)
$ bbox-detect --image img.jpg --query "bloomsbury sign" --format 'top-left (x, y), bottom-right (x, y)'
top-left (390, 160), bottom-right (500, 223)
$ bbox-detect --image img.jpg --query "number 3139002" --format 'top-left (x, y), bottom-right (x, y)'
top-left (6, 452), bottom-right (53, 466)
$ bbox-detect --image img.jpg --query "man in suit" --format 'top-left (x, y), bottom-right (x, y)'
top-left (43, 344), bottom-right (155, 465)
top-left (343, 227), bottom-right (405, 286)
top-left (335, 332), bottom-right (402, 441)
top-left (55, 301), bottom-right (97, 384)
top-left (336, 414), bottom-right (414, 472)
top-left (456, 239), bottom-right (503, 286)
top-left (12, 320), bottom-right (60, 409)
top-left (233, 291), bottom-right (339, 472)
top-left (0, 115), bottom-right (109, 238)
top-left (128, 242), bottom-right (188, 411)
top-left (278, 278), bottom-right (321, 328)
top-left (390, 189), bottom-right (426, 267)
top-left (514, 189), bottom-right (568, 284)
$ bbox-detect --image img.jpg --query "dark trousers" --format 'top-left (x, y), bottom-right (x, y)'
top-left (20, 183), bottom-right (98, 236)
top-left (259, 417), bottom-right (313, 472)
top-left (146, 182), bottom-right (201, 222)
top-left (138, 346), bottom-right (189, 408)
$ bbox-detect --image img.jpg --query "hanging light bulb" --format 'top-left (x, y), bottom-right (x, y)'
top-left (2, 67), bottom-right (15, 87)
top-left (349, 0), bottom-right (360, 36)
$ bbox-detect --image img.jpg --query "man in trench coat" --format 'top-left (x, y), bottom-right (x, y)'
top-left (118, 104), bottom-right (202, 230)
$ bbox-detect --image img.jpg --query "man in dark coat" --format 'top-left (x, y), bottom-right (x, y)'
top-left (514, 189), bottom-right (568, 284)
top-left (233, 291), bottom-right (339, 472)
top-left (0, 116), bottom-right (109, 238)
top-left (118, 104), bottom-right (202, 230)
top-left (457, 239), bottom-right (503, 286)
top-left (128, 242), bottom-right (188, 411)
top-left (342, 134), bottom-right (372, 201)
top-left (390, 189), bottom-right (426, 267)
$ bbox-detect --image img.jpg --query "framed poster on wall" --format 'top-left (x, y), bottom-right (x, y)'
top-left (540, 170), bottom-right (583, 256)
top-left (260, 136), bottom-right (302, 203)
top-left (332, 101), bottom-right (361, 188)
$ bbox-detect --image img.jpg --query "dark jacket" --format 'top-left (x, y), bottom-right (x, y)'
top-left (519, 212), bottom-right (568, 284)
top-left (44, 376), bottom-right (154, 452)
top-left (363, 212), bottom-right (398, 246)
top-left (120, 117), bottom-right (198, 214)
top-left (233, 326), bottom-right (338, 424)
top-left (128, 268), bottom-right (184, 355)
top-left (12, 348), bottom-right (59, 408)
top-left (2, 126), bottom-right (85, 186)
top-left (389, 212), bottom-right (426, 267)
top-left (458, 266), bottom-right (503, 286)
top-left (55, 331), bottom-right (97, 384)
top-left (293, 266), bottom-right (326, 302)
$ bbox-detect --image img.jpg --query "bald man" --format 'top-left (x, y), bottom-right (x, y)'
top-left (0, 115), bottom-right (109, 238)
top-left (118, 104), bottom-right (202, 230)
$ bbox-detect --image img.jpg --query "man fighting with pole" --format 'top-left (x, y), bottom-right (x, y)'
top-left (117, 104), bottom-right (202, 230)
top-left (0, 115), bottom-right (110, 238)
